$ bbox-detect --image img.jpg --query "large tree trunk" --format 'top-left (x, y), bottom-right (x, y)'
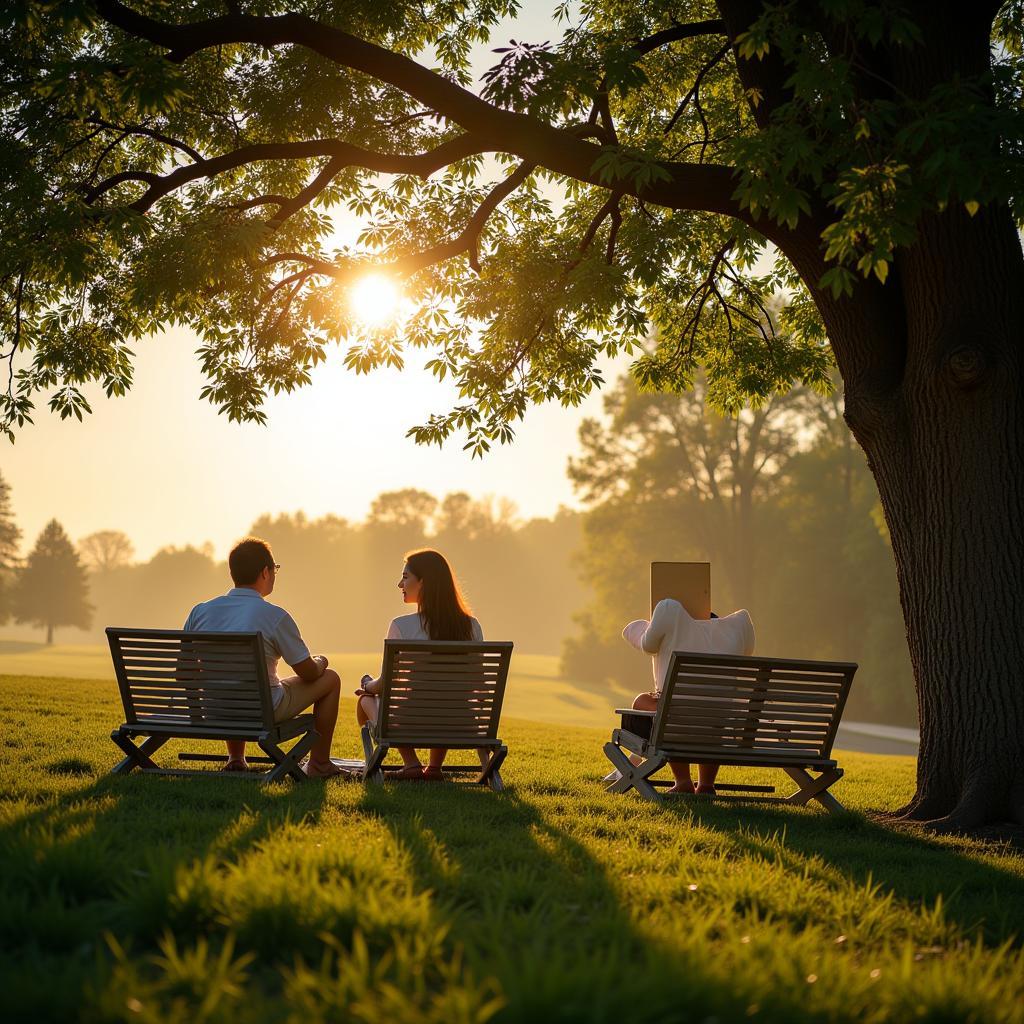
top-left (848, 203), bottom-right (1024, 829)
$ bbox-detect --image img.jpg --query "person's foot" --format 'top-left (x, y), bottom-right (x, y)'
top-left (303, 759), bottom-right (353, 779)
top-left (393, 764), bottom-right (426, 780)
top-left (221, 758), bottom-right (250, 773)
top-left (421, 766), bottom-right (445, 782)
top-left (695, 783), bottom-right (717, 796)
top-left (667, 780), bottom-right (696, 795)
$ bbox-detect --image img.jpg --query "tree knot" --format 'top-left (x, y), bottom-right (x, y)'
top-left (944, 346), bottom-right (987, 389)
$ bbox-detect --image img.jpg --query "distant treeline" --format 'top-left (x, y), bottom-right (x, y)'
top-left (66, 491), bottom-right (585, 655)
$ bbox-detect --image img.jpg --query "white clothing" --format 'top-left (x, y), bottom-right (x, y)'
top-left (183, 587), bottom-right (311, 708)
top-left (367, 613), bottom-right (484, 687)
top-left (386, 612), bottom-right (483, 642)
top-left (622, 599), bottom-right (755, 694)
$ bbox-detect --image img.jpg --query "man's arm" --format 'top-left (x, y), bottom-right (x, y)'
top-left (290, 654), bottom-right (328, 683)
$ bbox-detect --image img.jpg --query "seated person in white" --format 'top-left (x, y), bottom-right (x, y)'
top-left (183, 536), bottom-right (346, 778)
top-left (355, 548), bottom-right (483, 781)
top-left (622, 598), bottom-right (755, 795)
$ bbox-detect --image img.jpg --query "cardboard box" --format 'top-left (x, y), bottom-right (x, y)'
top-left (651, 562), bottom-right (711, 619)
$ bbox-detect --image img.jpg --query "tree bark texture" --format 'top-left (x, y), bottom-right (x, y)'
top-left (832, 202), bottom-right (1024, 828)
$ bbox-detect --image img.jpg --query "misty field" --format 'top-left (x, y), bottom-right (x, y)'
top-left (2, 674), bottom-right (1022, 1024)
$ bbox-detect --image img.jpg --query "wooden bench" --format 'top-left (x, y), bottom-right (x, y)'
top-left (107, 627), bottom-right (318, 783)
top-left (361, 639), bottom-right (513, 789)
top-left (604, 651), bottom-right (857, 811)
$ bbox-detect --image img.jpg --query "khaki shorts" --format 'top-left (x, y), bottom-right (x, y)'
top-left (272, 673), bottom-right (334, 723)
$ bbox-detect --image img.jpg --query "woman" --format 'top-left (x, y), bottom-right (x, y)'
top-left (355, 548), bottom-right (483, 780)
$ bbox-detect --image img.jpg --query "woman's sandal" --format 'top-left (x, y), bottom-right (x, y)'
top-left (221, 759), bottom-right (250, 773)
top-left (695, 784), bottom-right (717, 796)
top-left (421, 766), bottom-right (445, 782)
top-left (393, 764), bottom-right (426, 780)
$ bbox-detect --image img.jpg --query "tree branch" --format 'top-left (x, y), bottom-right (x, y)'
top-left (632, 20), bottom-right (728, 56)
top-left (85, 115), bottom-right (206, 161)
top-left (664, 43), bottom-right (732, 136)
top-left (92, 1), bottom-right (743, 217)
top-left (267, 155), bottom-right (346, 227)
top-left (715, 0), bottom-right (796, 128)
top-left (86, 135), bottom-right (488, 212)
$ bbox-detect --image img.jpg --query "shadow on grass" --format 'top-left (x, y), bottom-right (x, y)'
top-left (655, 792), bottom-right (1024, 944)
top-left (0, 755), bottom-right (328, 1011)
top-left (357, 780), bottom-right (793, 1023)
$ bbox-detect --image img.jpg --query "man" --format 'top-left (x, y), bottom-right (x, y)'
top-left (183, 536), bottom-right (346, 777)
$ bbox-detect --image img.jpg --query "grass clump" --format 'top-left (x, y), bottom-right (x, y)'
top-left (1, 674), bottom-right (1022, 1023)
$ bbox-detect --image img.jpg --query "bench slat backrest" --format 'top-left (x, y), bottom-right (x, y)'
top-left (107, 628), bottom-right (274, 731)
top-left (377, 640), bottom-right (513, 745)
top-left (650, 652), bottom-right (856, 762)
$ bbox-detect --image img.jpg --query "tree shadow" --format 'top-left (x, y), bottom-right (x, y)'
top-left (0, 753), bottom-right (329, 957)
top-left (654, 790), bottom-right (1024, 944)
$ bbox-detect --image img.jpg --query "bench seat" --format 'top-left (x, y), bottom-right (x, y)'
top-left (108, 627), bottom-right (318, 783)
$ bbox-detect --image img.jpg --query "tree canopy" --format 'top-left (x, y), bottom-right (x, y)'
top-left (1, 1), bottom-right (1017, 444)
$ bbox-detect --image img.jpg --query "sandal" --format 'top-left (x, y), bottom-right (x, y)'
top-left (392, 764), bottom-right (426, 780)
top-left (303, 760), bottom-right (354, 779)
top-left (221, 759), bottom-right (250, 773)
top-left (421, 766), bottom-right (445, 782)
top-left (695, 784), bottom-right (717, 796)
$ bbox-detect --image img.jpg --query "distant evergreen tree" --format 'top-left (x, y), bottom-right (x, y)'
top-left (14, 519), bottom-right (92, 644)
top-left (0, 471), bottom-right (22, 623)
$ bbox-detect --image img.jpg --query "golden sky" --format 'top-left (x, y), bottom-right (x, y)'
top-left (3, 326), bottom-right (624, 560)
top-left (3, 3), bottom-right (624, 561)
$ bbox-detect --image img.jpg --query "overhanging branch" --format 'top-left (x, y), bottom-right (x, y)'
top-left (86, 135), bottom-right (488, 212)
top-left (91, 1), bottom-right (743, 217)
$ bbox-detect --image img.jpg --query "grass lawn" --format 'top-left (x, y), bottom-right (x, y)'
top-left (1, 674), bottom-right (1022, 1023)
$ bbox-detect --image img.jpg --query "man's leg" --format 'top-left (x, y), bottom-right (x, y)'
top-left (275, 671), bottom-right (342, 775)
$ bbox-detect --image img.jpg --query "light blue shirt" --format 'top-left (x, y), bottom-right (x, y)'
top-left (183, 588), bottom-right (311, 706)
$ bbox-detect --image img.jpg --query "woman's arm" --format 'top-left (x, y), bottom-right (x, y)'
top-left (359, 619), bottom-right (402, 694)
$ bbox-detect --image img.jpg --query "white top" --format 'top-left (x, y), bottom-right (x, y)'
top-left (386, 612), bottom-right (484, 642)
top-left (622, 598), bottom-right (755, 694)
top-left (367, 612), bottom-right (484, 687)
top-left (183, 587), bottom-right (311, 707)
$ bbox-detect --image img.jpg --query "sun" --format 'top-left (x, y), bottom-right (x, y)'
top-left (349, 273), bottom-right (402, 327)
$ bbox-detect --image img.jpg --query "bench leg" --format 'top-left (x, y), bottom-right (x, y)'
top-left (360, 724), bottom-right (375, 768)
top-left (603, 742), bottom-right (664, 801)
top-left (476, 746), bottom-right (507, 791)
top-left (362, 738), bottom-right (387, 784)
top-left (111, 731), bottom-right (169, 775)
top-left (260, 729), bottom-right (317, 784)
top-left (784, 766), bottom-right (845, 812)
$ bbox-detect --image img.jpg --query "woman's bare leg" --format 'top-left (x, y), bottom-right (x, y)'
top-left (696, 763), bottom-right (720, 794)
top-left (357, 694), bottom-right (421, 768)
top-left (427, 748), bottom-right (448, 770)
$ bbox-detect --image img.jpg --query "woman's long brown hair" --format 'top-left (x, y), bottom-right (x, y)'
top-left (405, 549), bottom-right (475, 641)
